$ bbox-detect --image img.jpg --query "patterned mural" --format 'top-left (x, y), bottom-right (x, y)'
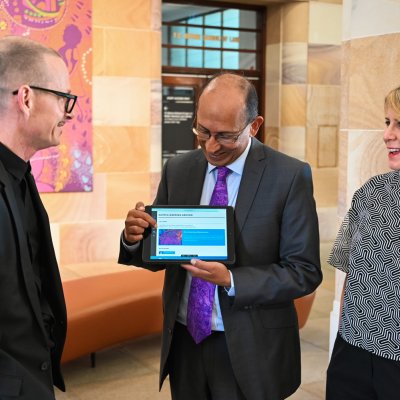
top-left (0, 0), bottom-right (93, 192)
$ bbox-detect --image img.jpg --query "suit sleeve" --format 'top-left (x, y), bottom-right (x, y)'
top-left (117, 160), bottom-right (171, 271)
top-left (232, 163), bottom-right (322, 307)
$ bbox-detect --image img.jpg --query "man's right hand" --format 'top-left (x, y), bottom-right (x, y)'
top-left (123, 201), bottom-right (157, 244)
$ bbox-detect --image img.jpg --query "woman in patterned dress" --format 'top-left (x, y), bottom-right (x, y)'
top-left (326, 86), bottom-right (400, 400)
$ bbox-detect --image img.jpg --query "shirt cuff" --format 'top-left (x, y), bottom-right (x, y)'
top-left (121, 232), bottom-right (140, 251)
top-left (224, 270), bottom-right (235, 296)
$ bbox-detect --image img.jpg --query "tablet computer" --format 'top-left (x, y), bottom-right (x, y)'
top-left (142, 205), bottom-right (235, 264)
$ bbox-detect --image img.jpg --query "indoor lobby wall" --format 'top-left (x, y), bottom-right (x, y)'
top-left (329, 0), bottom-right (400, 352)
top-left (42, 0), bottom-right (162, 274)
top-left (265, 0), bottom-right (342, 243)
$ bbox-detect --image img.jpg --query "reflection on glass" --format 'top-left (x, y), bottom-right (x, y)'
top-left (204, 28), bottom-right (222, 48)
top-left (187, 26), bottom-right (202, 47)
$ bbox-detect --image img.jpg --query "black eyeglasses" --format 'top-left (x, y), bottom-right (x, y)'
top-left (12, 85), bottom-right (77, 114)
top-left (192, 119), bottom-right (253, 145)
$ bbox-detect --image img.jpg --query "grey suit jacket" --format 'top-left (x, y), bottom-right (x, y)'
top-left (0, 159), bottom-right (66, 399)
top-left (119, 138), bottom-right (322, 400)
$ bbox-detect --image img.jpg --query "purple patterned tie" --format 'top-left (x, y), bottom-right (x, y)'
top-left (187, 166), bottom-right (231, 344)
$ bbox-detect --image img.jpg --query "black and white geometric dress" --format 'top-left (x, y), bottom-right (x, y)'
top-left (328, 170), bottom-right (400, 361)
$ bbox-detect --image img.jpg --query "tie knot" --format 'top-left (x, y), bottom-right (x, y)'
top-left (216, 166), bottom-right (231, 182)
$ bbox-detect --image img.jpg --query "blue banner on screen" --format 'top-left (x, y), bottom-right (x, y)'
top-left (149, 207), bottom-right (229, 261)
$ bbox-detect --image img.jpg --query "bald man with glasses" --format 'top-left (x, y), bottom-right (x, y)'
top-left (0, 36), bottom-right (77, 399)
top-left (119, 72), bottom-right (322, 400)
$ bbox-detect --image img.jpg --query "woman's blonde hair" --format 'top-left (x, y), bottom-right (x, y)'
top-left (384, 86), bottom-right (400, 117)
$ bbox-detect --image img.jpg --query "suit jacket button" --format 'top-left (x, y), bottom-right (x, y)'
top-left (41, 362), bottom-right (49, 371)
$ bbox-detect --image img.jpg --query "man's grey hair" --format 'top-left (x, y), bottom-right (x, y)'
top-left (0, 36), bottom-right (61, 113)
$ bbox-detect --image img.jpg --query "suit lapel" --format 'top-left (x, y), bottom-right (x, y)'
top-left (235, 139), bottom-right (268, 235)
top-left (180, 150), bottom-right (207, 205)
top-left (0, 160), bottom-right (47, 338)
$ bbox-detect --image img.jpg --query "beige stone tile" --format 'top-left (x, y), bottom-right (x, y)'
top-left (317, 206), bottom-right (338, 243)
top-left (151, 80), bottom-right (162, 126)
top-left (264, 126), bottom-right (279, 150)
top-left (308, 45), bottom-right (341, 85)
top-left (150, 126), bottom-right (162, 173)
top-left (345, 129), bottom-right (389, 207)
top-left (282, 3), bottom-right (309, 43)
top-left (279, 127), bottom-right (306, 161)
top-left (93, 0), bottom-right (151, 29)
top-left (150, 171), bottom-right (161, 202)
top-left (309, 1), bottom-right (342, 45)
top-left (266, 5), bottom-right (282, 45)
top-left (343, 0), bottom-right (400, 41)
top-left (266, 43), bottom-right (281, 84)
top-left (340, 41), bottom-right (350, 130)
top-left (93, 76), bottom-right (151, 126)
top-left (281, 85), bottom-right (306, 126)
top-left (40, 174), bottom-right (107, 222)
top-left (151, 0), bottom-right (162, 31)
top-left (104, 29), bottom-right (160, 78)
top-left (60, 261), bottom-right (132, 281)
top-left (317, 125), bottom-right (338, 168)
top-left (282, 43), bottom-right (307, 84)
top-left (265, 83), bottom-right (281, 127)
top-left (59, 219), bottom-right (124, 264)
top-left (93, 27), bottom-right (105, 76)
top-left (307, 85), bottom-right (341, 128)
top-left (94, 126), bottom-right (150, 173)
top-left (312, 167), bottom-right (338, 207)
top-left (106, 172), bottom-right (152, 219)
top-left (347, 35), bottom-right (400, 130)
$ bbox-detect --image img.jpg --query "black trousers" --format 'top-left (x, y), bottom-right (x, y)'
top-left (326, 333), bottom-right (400, 400)
top-left (168, 322), bottom-right (246, 400)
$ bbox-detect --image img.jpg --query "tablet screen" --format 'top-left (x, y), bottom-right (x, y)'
top-left (142, 205), bottom-right (235, 264)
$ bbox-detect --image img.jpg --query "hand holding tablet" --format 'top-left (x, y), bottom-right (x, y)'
top-left (142, 205), bottom-right (235, 264)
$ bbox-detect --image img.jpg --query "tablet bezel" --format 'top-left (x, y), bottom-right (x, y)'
top-left (142, 205), bottom-right (235, 265)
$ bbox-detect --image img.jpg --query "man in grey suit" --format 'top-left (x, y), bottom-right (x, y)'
top-left (119, 72), bottom-right (322, 400)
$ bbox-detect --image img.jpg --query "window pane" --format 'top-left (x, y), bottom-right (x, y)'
top-left (204, 28), bottom-right (221, 48)
top-left (162, 48), bottom-right (169, 66)
top-left (223, 31), bottom-right (257, 50)
top-left (205, 11), bottom-right (221, 27)
top-left (223, 9), bottom-right (239, 28)
top-left (186, 15), bottom-right (202, 26)
top-left (238, 10), bottom-right (258, 29)
top-left (204, 50), bottom-right (221, 68)
top-left (171, 48), bottom-right (186, 67)
top-left (223, 30), bottom-right (239, 49)
top-left (188, 49), bottom-right (203, 68)
top-left (187, 26), bottom-right (202, 47)
top-left (239, 52), bottom-right (257, 70)
top-left (162, 25), bottom-right (168, 45)
top-left (223, 51), bottom-right (239, 69)
top-left (171, 26), bottom-right (186, 46)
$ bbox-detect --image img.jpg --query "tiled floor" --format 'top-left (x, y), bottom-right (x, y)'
top-left (56, 243), bottom-right (334, 400)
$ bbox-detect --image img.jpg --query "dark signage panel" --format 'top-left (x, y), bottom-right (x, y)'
top-left (162, 86), bottom-right (195, 165)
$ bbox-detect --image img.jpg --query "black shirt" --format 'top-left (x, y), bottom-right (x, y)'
top-left (0, 142), bottom-right (55, 348)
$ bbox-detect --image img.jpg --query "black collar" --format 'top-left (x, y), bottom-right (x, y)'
top-left (0, 142), bottom-right (30, 182)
